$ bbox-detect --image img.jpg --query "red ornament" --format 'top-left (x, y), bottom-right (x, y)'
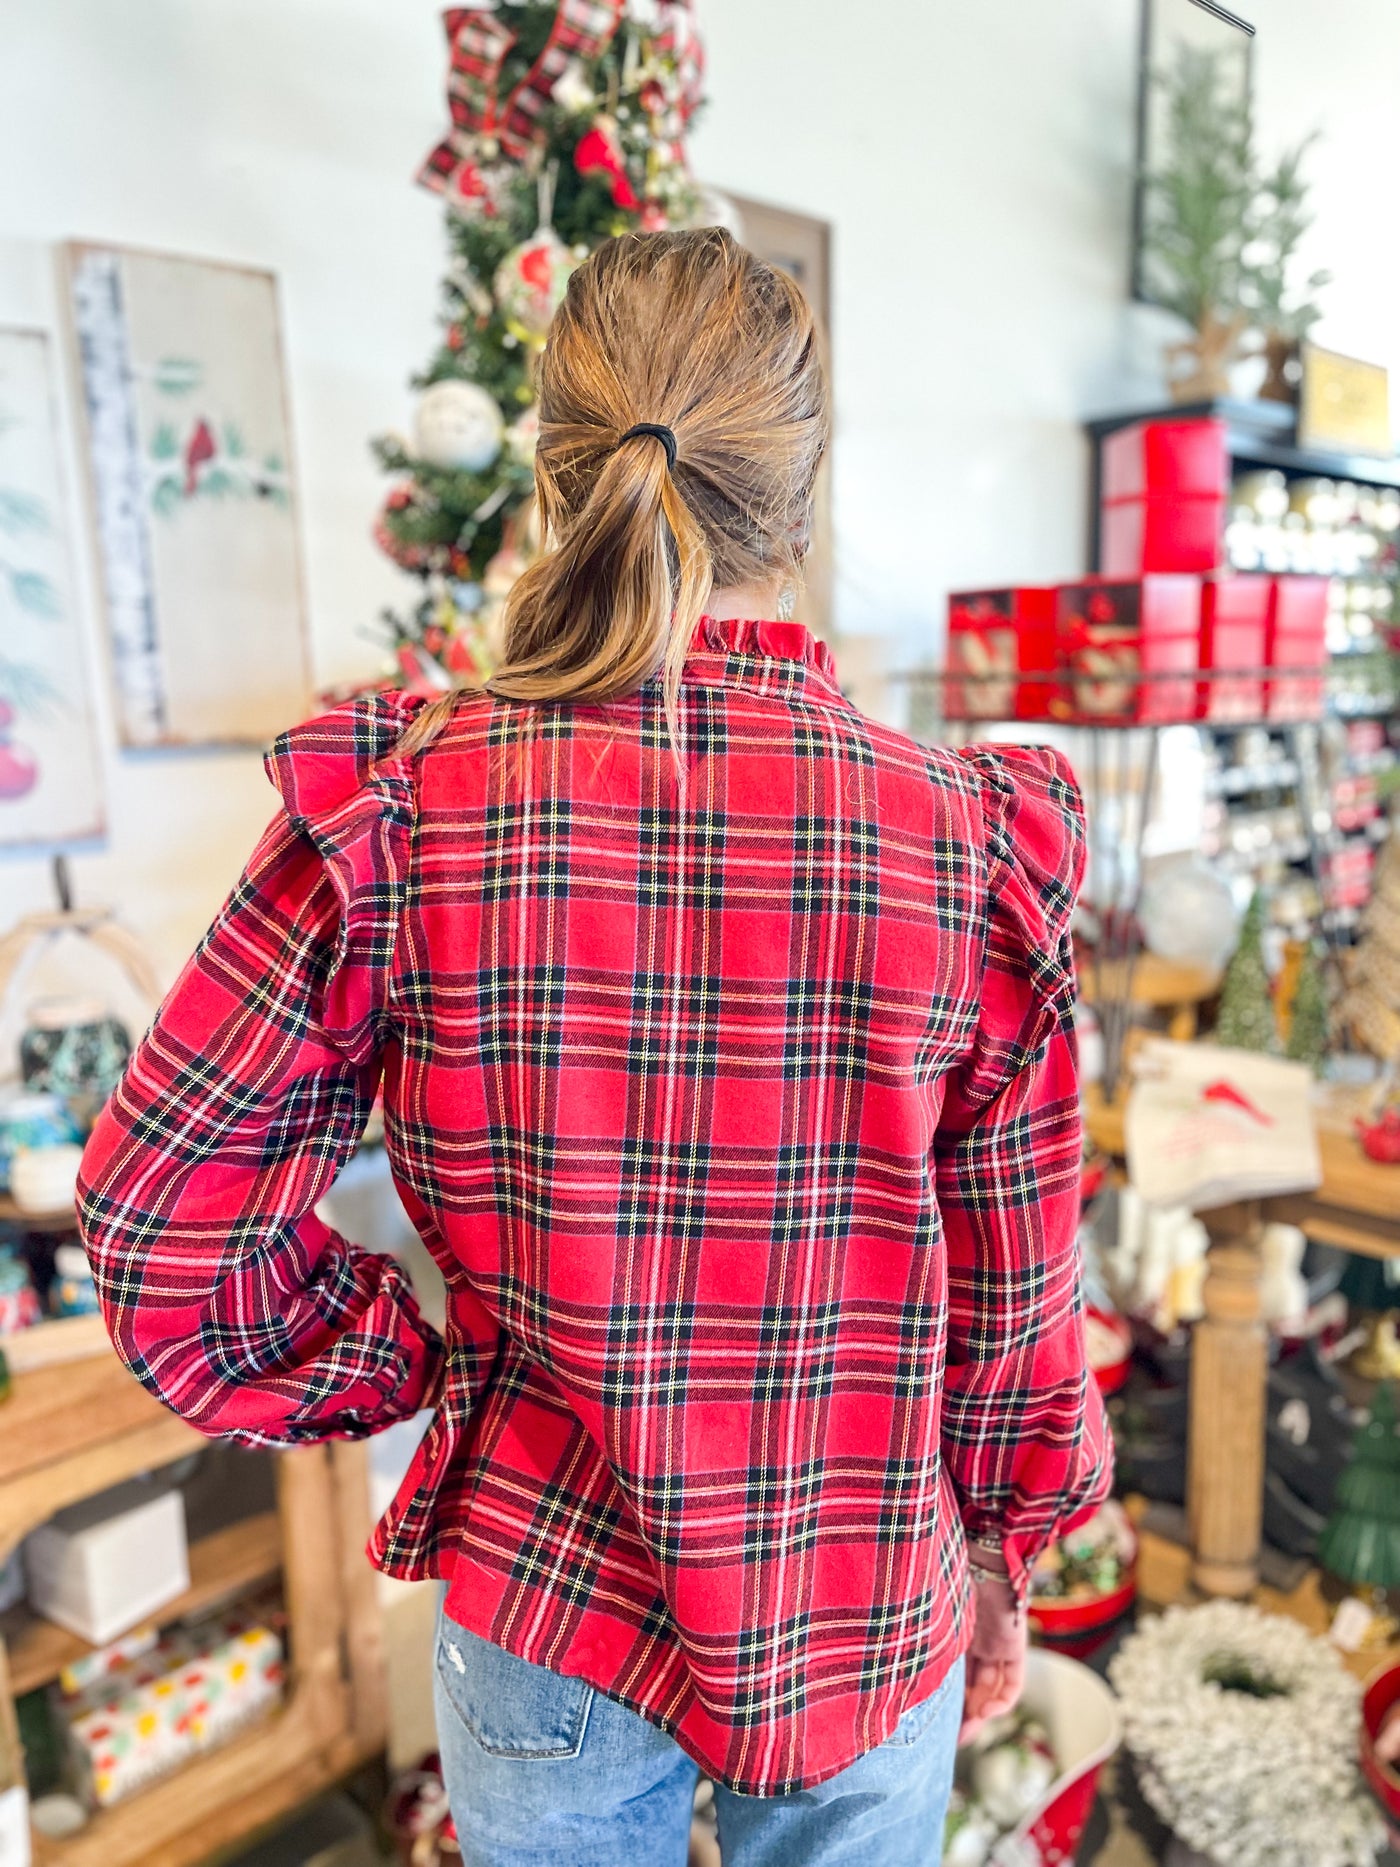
top-left (1086, 590), bottom-right (1117, 626)
top-left (575, 117), bottom-right (640, 211)
top-left (446, 324), bottom-right (465, 351)
top-left (639, 200), bottom-right (669, 232)
top-left (445, 633), bottom-right (481, 678)
top-left (1356, 1109), bottom-right (1400, 1165)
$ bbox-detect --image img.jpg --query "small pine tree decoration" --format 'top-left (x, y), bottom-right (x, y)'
top-left (1342, 824), bottom-right (1400, 1068)
top-left (370, 1), bottom-right (707, 692)
top-left (1317, 1382), bottom-right (1400, 1593)
top-left (1215, 889), bottom-right (1278, 1054)
top-left (1141, 44), bottom-right (1255, 400)
top-left (1282, 940), bottom-right (1329, 1072)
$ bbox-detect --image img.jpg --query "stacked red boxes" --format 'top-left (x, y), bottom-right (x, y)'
top-left (944, 588), bottom-right (1055, 720)
top-left (1053, 576), bottom-right (1202, 725)
top-left (1266, 577), bottom-right (1329, 721)
top-left (1099, 417), bottom-right (1229, 576)
top-left (1199, 575), bottom-right (1271, 723)
top-left (1325, 843), bottom-right (1375, 912)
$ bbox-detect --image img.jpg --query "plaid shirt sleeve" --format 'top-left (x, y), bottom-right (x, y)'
top-left (78, 697), bottom-right (444, 1447)
top-left (934, 746), bottom-right (1112, 1595)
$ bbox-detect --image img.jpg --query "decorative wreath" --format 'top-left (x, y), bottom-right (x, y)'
top-left (1109, 1601), bottom-right (1384, 1867)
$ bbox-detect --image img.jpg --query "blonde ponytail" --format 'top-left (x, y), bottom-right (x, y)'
top-left (401, 227), bottom-right (829, 767)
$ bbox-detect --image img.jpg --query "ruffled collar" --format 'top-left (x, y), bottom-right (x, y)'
top-left (686, 615), bottom-right (844, 700)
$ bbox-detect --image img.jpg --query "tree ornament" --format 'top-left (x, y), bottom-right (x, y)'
top-left (482, 544), bottom-right (528, 601)
top-left (551, 58), bottom-right (596, 114)
top-left (575, 116), bottom-right (640, 211)
top-left (1215, 889), bottom-right (1279, 1054)
top-left (504, 407), bottom-right (540, 466)
top-left (414, 379), bottom-right (504, 472)
top-left (686, 186), bottom-right (745, 239)
top-left (1318, 1383), bottom-right (1400, 1591)
top-left (494, 226), bottom-right (576, 341)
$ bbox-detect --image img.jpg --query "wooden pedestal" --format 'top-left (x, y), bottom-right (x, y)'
top-left (1187, 1234), bottom-right (1267, 1597)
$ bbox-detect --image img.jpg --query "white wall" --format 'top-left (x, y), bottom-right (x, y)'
top-left (2, 0), bottom-right (1398, 985)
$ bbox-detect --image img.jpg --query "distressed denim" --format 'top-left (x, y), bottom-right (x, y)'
top-left (434, 1612), bottom-right (963, 1867)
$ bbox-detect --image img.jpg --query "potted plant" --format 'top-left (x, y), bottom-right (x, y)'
top-left (1140, 45), bottom-right (1256, 401)
top-left (1242, 137), bottom-right (1331, 402)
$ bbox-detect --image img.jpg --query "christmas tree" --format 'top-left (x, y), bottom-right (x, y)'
top-left (1282, 940), bottom-right (1330, 1073)
top-left (370, 1), bottom-right (708, 692)
top-left (1342, 823), bottom-right (1400, 1068)
top-left (1317, 1382), bottom-right (1400, 1592)
top-left (1215, 889), bottom-right (1279, 1054)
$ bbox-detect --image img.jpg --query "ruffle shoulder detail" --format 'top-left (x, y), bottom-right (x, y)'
top-left (953, 743), bottom-right (1087, 1092)
top-left (264, 690), bottom-right (428, 1046)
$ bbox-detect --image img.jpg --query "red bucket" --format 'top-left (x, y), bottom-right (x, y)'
top-left (1361, 1659), bottom-right (1400, 1843)
top-left (981, 1649), bottom-right (1122, 1866)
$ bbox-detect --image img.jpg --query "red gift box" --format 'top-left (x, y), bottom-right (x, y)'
top-left (1324, 841), bottom-right (1374, 910)
top-left (945, 588), bottom-right (1055, 720)
top-left (1199, 575), bottom-right (1270, 722)
top-left (1099, 418), bottom-right (1229, 576)
top-left (1053, 577), bottom-right (1202, 725)
top-left (1266, 576), bottom-right (1329, 722)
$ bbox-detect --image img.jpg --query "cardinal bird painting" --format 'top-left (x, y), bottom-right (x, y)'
top-left (183, 417), bottom-right (216, 495)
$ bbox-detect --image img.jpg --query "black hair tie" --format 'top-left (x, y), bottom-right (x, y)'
top-left (618, 422), bottom-right (677, 471)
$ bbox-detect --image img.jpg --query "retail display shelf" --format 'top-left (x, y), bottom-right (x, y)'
top-left (0, 1196), bottom-right (77, 1235)
top-left (1084, 397), bottom-right (1400, 493)
top-left (0, 1511), bottom-right (282, 1698)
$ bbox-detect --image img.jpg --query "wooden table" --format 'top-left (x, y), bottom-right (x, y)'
top-left (1084, 1082), bottom-right (1400, 1595)
top-left (1084, 1083), bottom-right (1400, 1260)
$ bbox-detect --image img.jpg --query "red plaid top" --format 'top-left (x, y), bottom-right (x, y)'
top-left (80, 615), bottom-right (1110, 1794)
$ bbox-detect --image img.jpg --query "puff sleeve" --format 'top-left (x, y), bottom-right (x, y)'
top-left (78, 692), bottom-right (445, 1447)
top-left (934, 744), bottom-right (1112, 1595)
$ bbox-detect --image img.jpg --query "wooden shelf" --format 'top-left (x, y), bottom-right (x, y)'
top-left (0, 1340), bottom-right (387, 1867)
top-left (0, 1194), bottom-right (76, 1234)
top-left (1, 1511), bottom-right (281, 1698)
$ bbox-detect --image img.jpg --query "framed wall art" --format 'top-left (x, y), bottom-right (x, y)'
top-left (63, 244), bottom-right (311, 748)
top-left (0, 325), bottom-right (104, 849)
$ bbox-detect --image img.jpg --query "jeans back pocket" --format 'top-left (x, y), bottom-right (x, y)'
top-left (436, 1621), bottom-right (593, 1760)
top-left (883, 1656), bottom-right (963, 1747)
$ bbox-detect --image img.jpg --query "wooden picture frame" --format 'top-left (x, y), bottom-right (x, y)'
top-left (728, 196), bottom-right (834, 641)
top-left (1298, 345), bottom-right (1393, 458)
top-left (62, 244), bottom-right (312, 749)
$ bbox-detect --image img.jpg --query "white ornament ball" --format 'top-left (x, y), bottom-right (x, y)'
top-left (414, 379), bottom-right (504, 473)
top-left (494, 229), bottom-right (578, 339)
top-left (689, 187), bottom-right (746, 241)
top-left (482, 546), bottom-right (528, 600)
top-left (505, 407), bottom-right (540, 467)
top-left (551, 58), bottom-right (595, 114)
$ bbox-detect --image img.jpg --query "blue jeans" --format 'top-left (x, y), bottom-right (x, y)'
top-left (434, 1614), bottom-right (963, 1867)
